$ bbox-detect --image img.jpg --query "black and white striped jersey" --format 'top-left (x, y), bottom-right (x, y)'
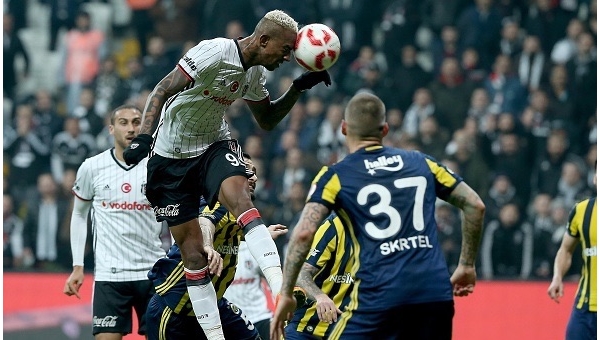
top-left (153, 38), bottom-right (269, 159)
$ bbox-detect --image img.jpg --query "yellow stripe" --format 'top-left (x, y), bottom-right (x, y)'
top-left (159, 306), bottom-right (172, 340)
top-left (425, 158), bottom-right (457, 188)
top-left (322, 173), bottom-right (341, 205)
top-left (330, 210), bottom-right (361, 339)
top-left (173, 292), bottom-right (189, 314)
top-left (155, 262), bottom-right (184, 295)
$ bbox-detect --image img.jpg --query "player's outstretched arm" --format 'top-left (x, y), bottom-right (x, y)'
top-left (445, 182), bottom-right (485, 297)
top-left (547, 232), bottom-right (578, 303)
top-left (297, 262), bottom-right (342, 324)
top-left (271, 202), bottom-right (330, 340)
top-left (245, 71), bottom-right (331, 131)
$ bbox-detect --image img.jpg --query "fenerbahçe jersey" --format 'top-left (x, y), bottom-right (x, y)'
top-left (307, 146), bottom-right (462, 311)
top-left (148, 202), bottom-right (242, 316)
top-left (152, 38), bottom-right (269, 159)
top-left (290, 214), bottom-right (355, 338)
top-left (72, 148), bottom-right (165, 281)
top-left (566, 197), bottom-right (597, 312)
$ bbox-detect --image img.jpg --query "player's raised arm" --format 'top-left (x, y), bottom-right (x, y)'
top-left (445, 181), bottom-right (485, 296)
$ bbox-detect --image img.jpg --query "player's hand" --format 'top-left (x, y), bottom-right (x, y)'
top-left (292, 70), bottom-right (332, 92)
top-left (314, 293), bottom-right (342, 324)
top-left (123, 133), bottom-right (153, 165)
top-left (547, 279), bottom-right (564, 303)
top-left (63, 266), bottom-right (85, 299)
top-left (450, 263), bottom-right (477, 297)
top-left (267, 224), bottom-right (288, 240)
top-left (204, 246), bottom-right (223, 277)
top-left (271, 293), bottom-right (296, 340)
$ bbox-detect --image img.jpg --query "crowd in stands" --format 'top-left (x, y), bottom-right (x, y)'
top-left (3, 0), bottom-right (597, 282)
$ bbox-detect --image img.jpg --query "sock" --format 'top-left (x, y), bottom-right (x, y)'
top-left (238, 208), bottom-right (283, 294)
top-left (185, 266), bottom-right (224, 340)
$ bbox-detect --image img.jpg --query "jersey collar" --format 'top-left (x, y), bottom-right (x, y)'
top-left (110, 148), bottom-right (137, 171)
top-left (234, 38), bottom-right (249, 71)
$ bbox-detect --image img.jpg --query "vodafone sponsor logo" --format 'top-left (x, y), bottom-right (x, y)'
top-left (230, 277), bottom-right (256, 285)
top-left (101, 201), bottom-right (152, 211)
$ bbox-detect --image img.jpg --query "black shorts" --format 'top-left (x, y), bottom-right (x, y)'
top-left (92, 280), bottom-right (155, 336)
top-left (146, 139), bottom-right (249, 226)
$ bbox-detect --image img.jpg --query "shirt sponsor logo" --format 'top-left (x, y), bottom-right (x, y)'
top-left (364, 155), bottom-right (403, 175)
top-left (309, 249), bottom-right (320, 257)
top-left (102, 201), bottom-right (152, 210)
top-left (93, 316), bottom-right (118, 327)
top-left (216, 244), bottom-right (238, 255)
top-left (183, 56), bottom-right (197, 71)
top-left (210, 95), bottom-right (235, 106)
top-left (380, 235), bottom-right (433, 256)
top-left (154, 204), bottom-right (180, 217)
top-left (263, 251), bottom-right (276, 257)
top-left (328, 272), bottom-right (354, 284)
top-left (231, 277), bottom-right (256, 285)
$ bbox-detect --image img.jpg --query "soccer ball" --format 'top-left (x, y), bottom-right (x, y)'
top-left (294, 23), bottom-right (341, 72)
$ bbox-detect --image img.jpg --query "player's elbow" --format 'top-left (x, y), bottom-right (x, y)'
top-left (294, 228), bottom-right (315, 245)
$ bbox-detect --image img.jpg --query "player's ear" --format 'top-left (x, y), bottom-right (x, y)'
top-left (259, 34), bottom-right (270, 47)
top-left (381, 122), bottom-right (389, 137)
top-left (341, 120), bottom-right (347, 136)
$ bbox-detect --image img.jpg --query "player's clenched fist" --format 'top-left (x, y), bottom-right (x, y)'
top-left (123, 134), bottom-right (153, 165)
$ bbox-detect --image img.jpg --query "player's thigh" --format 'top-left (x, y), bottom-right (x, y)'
top-left (145, 294), bottom-right (201, 340)
top-left (200, 140), bottom-right (249, 208)
top-left (92, 281), bottom-right (136, 336)
top-left (146, 154), bottom-right (203, 226)
top-left (219, 298), bottom-right (261, 340)
top-left (253, 318), bottom-right (271, 340)
top-left (566, 307), bottom-right (597, 340)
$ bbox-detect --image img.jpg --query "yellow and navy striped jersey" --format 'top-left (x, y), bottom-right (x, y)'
top-left (147, 202), bottom-right (242, 316)
top-left (307, 146), bottom-right (462, 312)
top-left (290, 215), bottom-right (354, 338)
top-left (566, 197), bottom-right (597, 312)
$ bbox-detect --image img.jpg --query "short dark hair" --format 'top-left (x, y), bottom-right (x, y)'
top-left (110, 105), bottom-right (142, 124)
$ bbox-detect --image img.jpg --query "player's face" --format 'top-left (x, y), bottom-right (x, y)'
top-left (262, 29), bottom-right (297, 71)
top-left (245, 159), bottom-right (257, 200)
top-left (110, 108), bottom-right (142, 150)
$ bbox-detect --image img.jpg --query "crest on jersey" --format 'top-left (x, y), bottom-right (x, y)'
top-left (229, 81), bottom-right (240, 92)
top-left (121, 183), bottom-right (132, 193)
top-left (245, 260), bottom-right (253, 269)
top-left (141, 183), bottom-right (146, 195)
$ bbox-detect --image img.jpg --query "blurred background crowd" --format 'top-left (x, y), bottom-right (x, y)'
top-left (3, 0), bottom-right (597, 282)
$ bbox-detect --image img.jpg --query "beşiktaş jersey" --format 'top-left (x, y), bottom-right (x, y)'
top-left (149, 201), bottom-right (243, 316)
top-left (307, 146), bottom-right (463, 311)
top-left (223, 241), bottom-right (273, 325)
top-left (152, 38), bottom-right (269, 159)
top-left (72, 148), bottom-right (165, 281)
top-left (289, 214), bottom-right (355, 338)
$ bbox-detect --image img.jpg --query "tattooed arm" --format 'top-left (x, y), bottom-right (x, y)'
top-left (445, 181), bottom-right (485, 297)
top-left (245, 86), bottom-right (302, 131)
top-left (281, 202), bottom-right (331, 296)
top-left (296, 263), bottom-right (322, 301)
top-left (139, 67), bottom-right (191, 135)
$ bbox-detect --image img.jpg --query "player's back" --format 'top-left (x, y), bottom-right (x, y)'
top-left (309, 146), bottom-right (462, 311)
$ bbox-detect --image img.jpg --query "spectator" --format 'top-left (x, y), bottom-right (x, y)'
top-left (93, 56), bottom-right (127, 115)
top-left (556, 161), bottom-right (594, 208)
top-left (541, 64), bottom-right (575, 134)
top-left (434, 201), bottom-right (463, 273)
top-left (126, 0), bottom-right (158, 55)
top-left (386, 44), bottom-right (432, 111)
top-left (489, 133), bottom-right (532, 200)
top-left (379, 0), bottom-right (422, 61)
top-left (467, 88), bottom-right (495, 134)
top-left (456, 0), bottom-right (502, 69)
top-left (121, 57), bottom-right (154, 104)
top-left (226, 99), bottom-right (259, 145)
top-left (3, 13), bottom-right (30, 102)
top-left (3, 193), bottom-right (32, 269)
top-left (316, 102), bottom-right (346, 165)
top-left (520, 89), bottom-right (560, 156)
top-left (70, 87), bottom-right (105, 137)
top-left (4, 105), bottom-right (51, 210)
top-left (484, 54), bottom-right (527, 115)
top-left (445, 128), bottom-right (490, 197)
top-left (271, 181), bottom-right (307, 262)
top-left (429, 57), bottom-right (474, 133)
top-left (498, 18), bottom-right (524, 61)
top-left (401, 88), bottom-right (436, 138)
top-left (45, 0), bottom-right (80, 51)
top-left (461, 48), bottom-right (487, 86)
top-left (420, 0), bottom-right (469, 35)
top-left (483, 174), bottom-right (520, 224)
top-left (272, 147), bottom-right (312, 202)
top-left (30, 90), bottom-right (64, 146)
top-left (384, 107), bottom-right (405, 147)
top-left (551, 18), bottom-right (586, 64)
top-left (23, 173), bottom-right (71, 271)
top-left (430, 25), bottom-right (462, 76)
top-left (527, 193), bottom-right (557, 280)
top-left (481, 203), bottom-right (533, 280)
top-left (415, 115), bottom-right (449, 161)
top-left (51, 117), bottom-right (97, 183)
top-left (524, 0), bottom-right (571, 55)
top-left (142, 36), bottom-right (173, 89)
top-left (516, 35), bottom-right (547, 91)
